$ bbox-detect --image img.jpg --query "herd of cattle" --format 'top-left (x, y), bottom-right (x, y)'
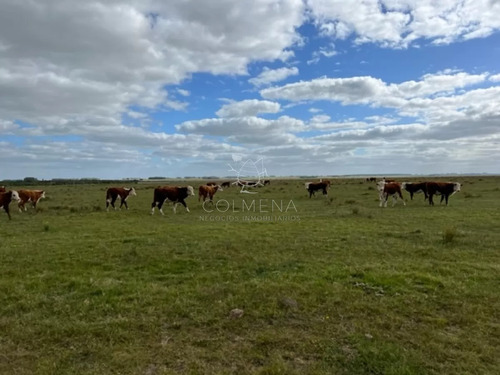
top-left (0, 177), bottom-right (461, 220)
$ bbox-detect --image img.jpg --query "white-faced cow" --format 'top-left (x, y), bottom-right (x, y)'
top-left (402, 182), bottom-right (428, 201)
top-left (151, 186), bottom-right (195, 215)
top-left (199, 184), bottom-right (223, 203)
top-left (378, 181), bottom-right (406, 207)
top-left (426, 182), bottom-right (461, 206)
top-left (106, 187), bottom-right (136, 211)
top-left (305, 181), bottom-right (330, 198)
top-left (18, 189), bottom-right (46, 212)
top-left (1, 190), bottom-right (20, 220)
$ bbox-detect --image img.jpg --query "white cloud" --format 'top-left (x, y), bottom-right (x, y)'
top-left (260, 72), bottom-right (488, 106)
top-left (249, 66), bottom-right (299, 87)
top-left (307, 0), bottom-right (500, 48)
top-left (489, 73), bottom-right (500, 82)
top-left (176, 115), bottom-right (305, 145)
top-left (216, 99), bottom-right (281, 118)
top-left (0, 0), bottom-right (305, 136)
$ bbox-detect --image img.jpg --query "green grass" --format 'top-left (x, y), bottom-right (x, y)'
top-left (1, 177), bottom-right (499, 374)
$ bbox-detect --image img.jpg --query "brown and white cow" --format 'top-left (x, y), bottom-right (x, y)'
top-left (106, 187), bottom-right (136, 211)
top-left (198, 184), bottom-right (223, 203)
top-left (378, 181), bottom-right (406, 207)
top-left (402, 182), bottom-right (428, 200)
top-left (1, 190), bottom-right (20, 220)
top-left (305, 181), bottom-right (330, 198)
top-left (17, 189), bottom-right (46, 212)
top-left (151, 185), bottom-right (195, 215)
top-left (426, 182), bottom-right (461, 206)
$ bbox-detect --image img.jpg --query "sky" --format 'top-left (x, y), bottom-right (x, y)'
top-left (1, 0), bottom-right (500, 180)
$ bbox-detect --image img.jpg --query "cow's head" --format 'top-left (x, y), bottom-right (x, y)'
top-left (453, 183), bottom-right (461, 192)
top-left (216, 185), bottom-right (223, 192)
top-left (11, 190), bottom-right (20, 201)
top-left (128, 187), bottom-right (137, 196)
top-left (187, 186), bottom-right (195, 196)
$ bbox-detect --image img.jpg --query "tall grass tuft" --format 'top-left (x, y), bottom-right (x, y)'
top-left (442, 227), bottom-right (458, 244)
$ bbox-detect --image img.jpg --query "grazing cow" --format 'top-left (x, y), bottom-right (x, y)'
top-left (426, 182), bottom-right (461, 206)
top-left (221, 181), bottom-right (231, 188)
top-left (1, 190), bottom-right (20, 220)
top-left (263, 180), bottom-right (271, 186)
top-left (18, 189), bottom-right (46, 212)
top-left (378, 181), bottom-right (406, 207)
top-left (106, 187), bottom-right (136, 211)
top-left (199, 184), bottom-right (223, 203)
top-left (305, 181), bottom-right (330, 198)
top-left (402, 182), bottom-right (428, 200)
top-left (151, 186), bottom-right (195, 215)
top-left (366, 177), bottom-right (376, 182)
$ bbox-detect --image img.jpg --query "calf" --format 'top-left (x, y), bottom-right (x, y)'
top-left (426, 182), bottom-right (461, 206)
top-left (151, 186), bottom-right (195, 215)
top-left (199, 184), bottom-right (223, 203)
top-left (378, 181), bottom-right (406, 207)
top-left (106, 187), bottom-right (136, 211)
top-left (1, 190), bottom-right (20, 220)
top-left (305, 181), bottom-right (330, 198)
top-left (18, 189), bottom-right (46, 212)
top-left (402, 182), bottom-right (428, 200)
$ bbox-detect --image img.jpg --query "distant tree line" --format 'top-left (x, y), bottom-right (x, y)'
top-left (0, 178), bottom-right (138, 186)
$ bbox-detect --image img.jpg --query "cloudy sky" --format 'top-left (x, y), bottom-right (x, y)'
top-left (1, 0), bottom-right (500, 179)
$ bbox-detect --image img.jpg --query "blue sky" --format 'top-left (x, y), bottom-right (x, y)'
top-left (1, 0), bottom-right (500, 179)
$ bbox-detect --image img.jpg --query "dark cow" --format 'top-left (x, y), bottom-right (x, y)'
top-left (18, 189), bottom-right (46, 212)
top-left (263, 180), bottom-right (271, 186)
top-left (221, 181), bottom-right (231, 188)
top-left (366, 177), bottom-right (376, 182)
top-left (106, 187), bottom-right (136, 211)
top-left (151, 185), bottom-right (195, 215)
top-left (402, 182), bottom-right (428, 200)
top-left (199, 184), bottom-right (223, 203)
top-left (426, 182), bottom-right (461, 206)
top-left (1, 190), bottom-right (20, 220)
top-left (378, 181), bottom-right (406, 207)
top-left (305, 181), bottom-right (330, 198)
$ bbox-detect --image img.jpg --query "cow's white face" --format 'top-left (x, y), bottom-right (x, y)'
top-left (11, 190), bottom-right (20, 201)
top-left (187, 186), bottom-right (195, 196)
top-left (453, 183), bottom-right (461, 192)
top-left (129, 188), bottom-right (137, 196)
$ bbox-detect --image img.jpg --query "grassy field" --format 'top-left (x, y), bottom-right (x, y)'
top-left (1, 176), bottom-right (499, 374)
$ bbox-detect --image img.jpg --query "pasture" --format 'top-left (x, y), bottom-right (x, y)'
top-left (1, 176), bottom-right (499, 374)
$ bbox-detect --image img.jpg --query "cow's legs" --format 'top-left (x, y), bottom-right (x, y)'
top-left (174, 200), bottom-right (190, 213)
top-left (4, 205), bottom-right (12, 220)
top-left (120, 198), bottom-right (128, 210)
top-left (398, 192), bottom-right (406, 206)
top-left (428, 194), bottom-right (434, 205)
